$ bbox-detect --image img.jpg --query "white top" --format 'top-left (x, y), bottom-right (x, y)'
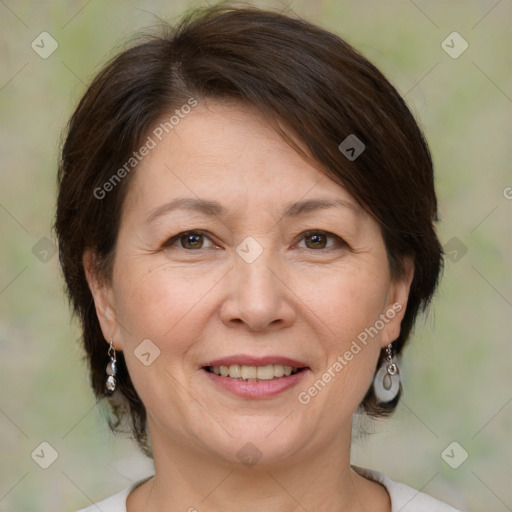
top-left (76, 466), bottom-right (463, 511)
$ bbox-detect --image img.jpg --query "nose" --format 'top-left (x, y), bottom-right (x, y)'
top-left (219, 245), bottom-right (297, 332)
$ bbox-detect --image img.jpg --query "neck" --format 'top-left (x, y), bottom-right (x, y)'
top-left (128, 420), bottom-right (388, 512)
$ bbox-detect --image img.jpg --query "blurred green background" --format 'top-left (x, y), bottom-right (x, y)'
top-left (1, 1), bottom-right (511, 511)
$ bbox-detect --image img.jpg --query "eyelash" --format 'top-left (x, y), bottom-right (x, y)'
top-left (162, 229), bottom-right (348, 252)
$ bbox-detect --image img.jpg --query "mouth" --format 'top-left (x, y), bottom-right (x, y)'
top-left (201, 356), bottom-right (310, 399)
top-left (204, 364), bottom-right (306, 381)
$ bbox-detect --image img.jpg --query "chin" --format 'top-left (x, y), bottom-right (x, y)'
top-left (192, 414), bottom-right (313, 468)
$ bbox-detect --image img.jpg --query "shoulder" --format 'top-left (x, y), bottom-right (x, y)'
top-left (353, 466), bottom-right (464, 512)
top-left (74, 477), bottom-right (151, 512)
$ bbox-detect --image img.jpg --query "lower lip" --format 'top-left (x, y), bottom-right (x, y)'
top-left (203, 369), bottom-right (309, 399)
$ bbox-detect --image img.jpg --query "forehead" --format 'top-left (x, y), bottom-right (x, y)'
top-left (123, 101), bottom-right (362, 221)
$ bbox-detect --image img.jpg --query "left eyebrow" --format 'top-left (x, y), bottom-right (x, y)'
top-left (281, 198), bottom-right (362, 219)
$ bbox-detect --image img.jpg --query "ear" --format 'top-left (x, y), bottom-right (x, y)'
top-left (83, 249), bottom-right (122, 351)
top-left (380, 257), bottom-right (415, 347)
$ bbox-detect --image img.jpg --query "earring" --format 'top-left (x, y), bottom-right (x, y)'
top-left (105, 337), bottom-right (118, 394)
top-left (373, 343), bottom-right (400, 403)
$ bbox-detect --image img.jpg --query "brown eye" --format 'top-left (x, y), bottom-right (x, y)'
top-left (164, 230), bottom-right (216, 250)
top-left (297, 230), bottom-right (345, 251)
top-left (180, 233), bottom-right (204, 249)
top-left (304, 233), bottom-right (328, 249)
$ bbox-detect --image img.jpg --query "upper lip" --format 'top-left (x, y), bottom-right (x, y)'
top-left (203, 355), bottom-right (309, 368)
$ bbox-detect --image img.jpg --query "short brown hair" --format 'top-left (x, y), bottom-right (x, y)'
top-left (55, 4), bottom-right (443, 453)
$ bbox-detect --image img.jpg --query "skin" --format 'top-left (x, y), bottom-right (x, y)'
top-left (85, 101), bottom-right (414, 512)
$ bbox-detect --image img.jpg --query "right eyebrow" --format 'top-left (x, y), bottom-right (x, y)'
top-left (144, 198), bottom-right (224, 225)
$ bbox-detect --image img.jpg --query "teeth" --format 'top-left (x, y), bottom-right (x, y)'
top-left (229, 364), bottom-right (241, 378)
top-left (256, 365), bottom-right (275, 380)
top-left (241, 365), bottom-right (257, 380)
top-left (209, 364), bottom-right (300, 380)
top-left (274, 364), bottom-right (285, 377)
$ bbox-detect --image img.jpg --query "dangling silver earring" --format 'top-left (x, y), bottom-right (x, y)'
top-left (373, 343), bottom-right (400, 403)
top-left (105, 337), bottom-right (118, 394)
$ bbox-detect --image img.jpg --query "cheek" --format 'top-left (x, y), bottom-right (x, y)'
top-left (112, 259), bottom-right (222, 354)
top-left (296, 267), bottom-right (388, 406)
top-left (111, 263), bottom-right (213, 417)
top-left (300, 264), bottom-right (390, 345)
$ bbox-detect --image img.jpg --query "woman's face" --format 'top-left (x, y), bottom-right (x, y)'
top-left (88, 101), bottom-right (412, 468)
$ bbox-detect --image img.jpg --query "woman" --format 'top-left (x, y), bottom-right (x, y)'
top-left (56, 5), bottom-right (462, 511)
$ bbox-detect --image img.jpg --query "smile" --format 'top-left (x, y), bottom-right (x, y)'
top-left (205, 364), bottom-right (302, 381)
top-left (201, 356), bottom-right (310, 399)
